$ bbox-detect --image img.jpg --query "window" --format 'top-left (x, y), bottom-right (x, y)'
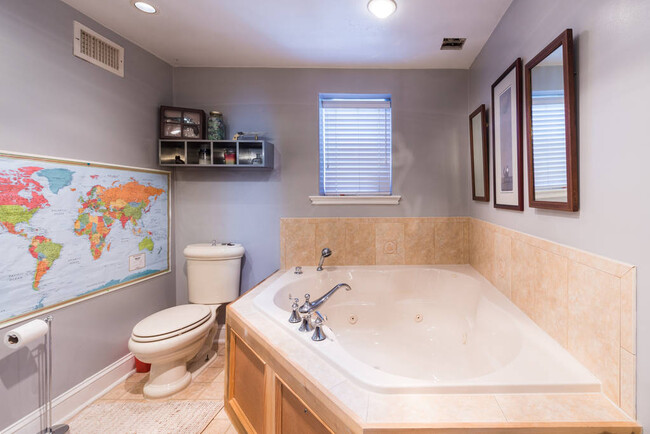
top-left (319, 94), bottom-right (392, 196)
top-left (531, 90), bottom-right (567, 200)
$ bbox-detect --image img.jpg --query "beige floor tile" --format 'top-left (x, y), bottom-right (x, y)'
top-left (121, 382), bottom-right (145, 399)
top-left (125, 372), bottom-right (149, 383)
top-left (202, 414), bottom-right (233, 433)
top-left (199, 382), bottom-right (225, 400)
top-left (195, 367), bottom-right (223, 383)
top-left (99, 381), bottom-right (132, 400)
top-left (211, 355), bottom-right (226, 368)
top-left (212, 370), bottom-right (226, 384)
top-left (169, 381), bottom-right (208, 400)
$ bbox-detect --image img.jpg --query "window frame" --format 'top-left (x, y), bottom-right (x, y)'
top-left (317, 93), bottom-right (398, 203)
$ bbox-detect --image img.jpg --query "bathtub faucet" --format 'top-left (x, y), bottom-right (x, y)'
top-left (316, 247), bottom-right (332, 271)
top-left (299, 283), bottom-right (351, 314)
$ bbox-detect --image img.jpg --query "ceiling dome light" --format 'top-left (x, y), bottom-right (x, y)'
top-left (367, 0), bottom-right (397, 19)
top-left (133, 1), bottom-right (157, 14)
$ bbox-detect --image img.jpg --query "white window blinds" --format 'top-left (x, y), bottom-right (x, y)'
top-left (319, 96), bottom-right (392, 196)
top-left (531, 90), bottom-right (567, 194)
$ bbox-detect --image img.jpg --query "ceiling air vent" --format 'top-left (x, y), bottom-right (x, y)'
top-left (440, 38), bottom-right (467, 50)
top-left (73, 21), bottom-right (124, 77)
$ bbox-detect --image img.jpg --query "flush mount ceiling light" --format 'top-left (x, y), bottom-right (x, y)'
top-left (133, 1), bottom-right (157, 14)
top-left (367, 0), bottom-right (397, 19)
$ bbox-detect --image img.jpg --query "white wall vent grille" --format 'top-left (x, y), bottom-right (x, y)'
top-left (73, 21), bottom-right (124, 77)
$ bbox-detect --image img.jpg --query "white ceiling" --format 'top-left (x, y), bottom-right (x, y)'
top-left (61, 0), bottom-right (513, 69)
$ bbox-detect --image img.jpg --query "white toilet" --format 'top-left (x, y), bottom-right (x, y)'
top-left (128, 242), bottom-right (244, 399)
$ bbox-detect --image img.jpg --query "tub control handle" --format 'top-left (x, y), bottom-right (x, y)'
top-left (298, 312), bottom-right (313, 333)
top-left (288, 296), bottom-right (301, 324)
top-left (311, 311), bottom-right (327, 342)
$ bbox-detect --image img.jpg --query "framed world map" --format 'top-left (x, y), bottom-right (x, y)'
top-left (0, 151), bottom-right (170, 326)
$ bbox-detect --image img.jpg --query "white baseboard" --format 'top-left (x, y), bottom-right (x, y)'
top-left (2, 353), bottom-right (135, 434)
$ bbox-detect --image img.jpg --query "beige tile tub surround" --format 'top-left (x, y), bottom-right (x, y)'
top-left (469, 218), bottom-right (637, 419)
top-left (281, 217), bottom-right (469, 268)
top-left (228, 278), bottom-right (639, 432)
top-left (281, 217), bottom-right (637, 418)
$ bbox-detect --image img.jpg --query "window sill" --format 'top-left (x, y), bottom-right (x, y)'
top-left (309, 195), bottom-right (401, 205)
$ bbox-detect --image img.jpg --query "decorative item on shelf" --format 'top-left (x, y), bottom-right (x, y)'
top-left (207, 111), bottom-right (226, 140)
top-left (224, 149), bottom-right (236, 165)
top-left (160, 105), bottom-right (205, 139)
top-left (233, 132), bottom-right (263, 140)
top-left (175, 155), bottom-right (185, 164)
top-left (251, 153), bottom-right (263, 165)
top-left (198, 146), bottom-right (211, 165)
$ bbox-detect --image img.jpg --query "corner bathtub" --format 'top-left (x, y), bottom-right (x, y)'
top-left (253, 265), bottom-right (600, 394)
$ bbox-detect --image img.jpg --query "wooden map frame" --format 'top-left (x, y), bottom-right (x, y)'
top-left (0, 150), bottom-right (171, 328)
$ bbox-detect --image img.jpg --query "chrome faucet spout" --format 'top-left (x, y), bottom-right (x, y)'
top-left (299, 283), bottom-right (351, 313)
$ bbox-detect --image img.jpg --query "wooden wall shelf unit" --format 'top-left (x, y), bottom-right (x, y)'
top-left (159, 139), bottom-right (274, 169)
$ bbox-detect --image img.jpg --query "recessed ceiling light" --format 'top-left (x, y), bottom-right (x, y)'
top-left (133, 1), bottom-right (157, 14)
top-left (367, 0), bottom-right (397, 19)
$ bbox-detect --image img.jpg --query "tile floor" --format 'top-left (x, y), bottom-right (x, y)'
top-left (68, 346), bottom-right (235, 433)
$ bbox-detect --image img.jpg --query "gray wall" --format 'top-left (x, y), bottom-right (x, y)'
top-left (467, 0), bottom-right (650, 425)
top-left (0, 0), bottom-right (175, 430)
top-left (172, 68), bottom-right (470, 302)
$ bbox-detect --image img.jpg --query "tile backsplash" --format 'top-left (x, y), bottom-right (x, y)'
top-left (469, 218), bottom-right (636, 418)
top-left (280, 217), bottom-right (469, 269)
top-left (280, 216), bottom-right (636, 418)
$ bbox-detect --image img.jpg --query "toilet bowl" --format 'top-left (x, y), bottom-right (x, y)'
top-left (128, 304), bottom-right (217, 398)
top-left (128, 242), bottom-right (244, 399)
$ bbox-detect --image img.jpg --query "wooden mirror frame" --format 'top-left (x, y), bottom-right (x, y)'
top-left (469, 104), bottom-right (489, 201)
top-left (525, 29), bottom-right (578, 211)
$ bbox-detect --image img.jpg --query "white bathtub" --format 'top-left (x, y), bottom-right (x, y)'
top-left (253, 265), bottom-right (600, 394)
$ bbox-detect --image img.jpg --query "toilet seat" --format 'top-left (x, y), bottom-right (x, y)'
top-left (131, 305), bottom-right (212, 343)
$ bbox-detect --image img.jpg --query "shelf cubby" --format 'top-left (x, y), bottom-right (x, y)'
top-left (159, 140), bottom-right (274, 169)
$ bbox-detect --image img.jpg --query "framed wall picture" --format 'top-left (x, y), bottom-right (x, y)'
top-left (491, 58), bottom-right (524, 211)
top-left (525, 29), bottom-right (578, 211)
top-left (469, 104), bottom-right (489, 201)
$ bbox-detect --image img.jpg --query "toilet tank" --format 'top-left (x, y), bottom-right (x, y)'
top-left (183, 242), bottom-right (245, 304)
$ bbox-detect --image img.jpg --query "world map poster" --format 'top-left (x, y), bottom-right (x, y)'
top-left (0, 152), bottom-right (170, 325)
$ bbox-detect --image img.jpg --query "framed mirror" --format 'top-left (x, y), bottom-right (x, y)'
top-left (469, 104), bottom-right (489, 201)
top-left (525, 29), bottom-right (578, 211)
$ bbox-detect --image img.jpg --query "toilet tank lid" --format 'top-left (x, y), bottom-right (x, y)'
top-left (184, 242), bottom-right (245, 259)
